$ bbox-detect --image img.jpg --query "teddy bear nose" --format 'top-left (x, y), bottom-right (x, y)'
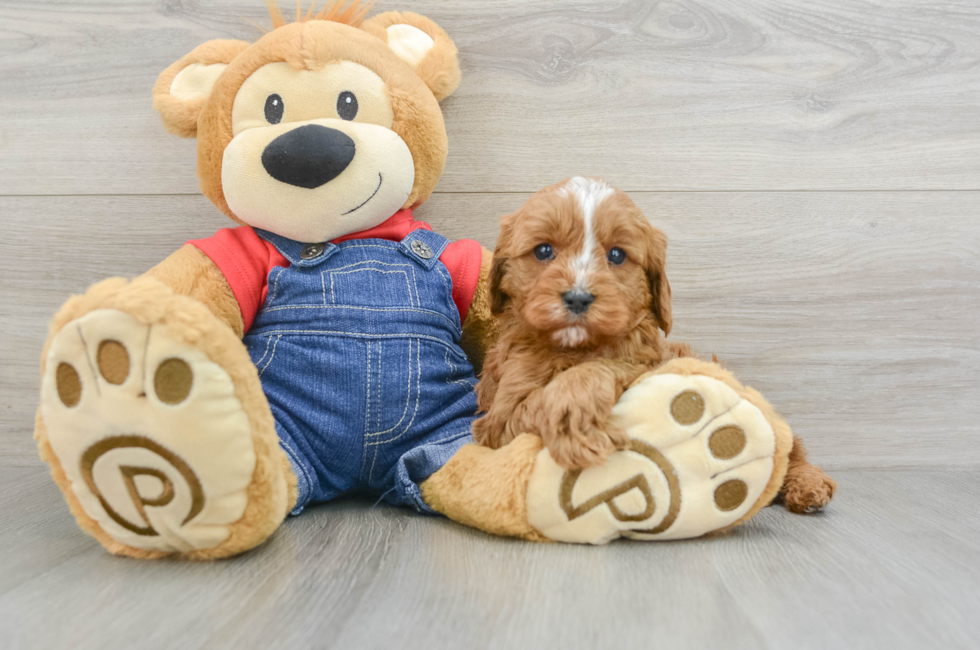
top-left (261, 124), bottom-right (356, 189)
top-left (562, 290), bottom-right (595, 315)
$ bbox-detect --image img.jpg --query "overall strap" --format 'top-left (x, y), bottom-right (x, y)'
top-left (397, 229), bottom-right (450, 270)
top-left (253, 229), bottom-right (340, 268)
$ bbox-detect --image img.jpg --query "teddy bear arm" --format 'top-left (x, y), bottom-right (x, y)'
top-left (458, 247), bottom-right (500, 374)
top-left (145, 244), bottom-right (245, 337)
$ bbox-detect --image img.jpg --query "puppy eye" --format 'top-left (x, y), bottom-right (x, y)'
top-left (533, 243), bottom-right (555, 261)
top-left (337, 91), bottom-right (358, 121)
top-left (264, 94), bottom-right (284, 124)
top-left (607, 247), bottom-right (627, 265)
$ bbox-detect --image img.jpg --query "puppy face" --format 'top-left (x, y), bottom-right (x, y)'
top-left (490, 177), bottom-right (672, 348)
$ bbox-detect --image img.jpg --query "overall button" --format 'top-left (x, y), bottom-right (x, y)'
top-left (410, 240), bottom-right (433, 260)
top-left (300, 243), bottom-right (326, 260)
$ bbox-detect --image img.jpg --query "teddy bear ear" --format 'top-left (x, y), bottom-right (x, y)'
top-left (361, 12), bottom-right (461, 101)
top-left (152, 39), bottom-right (250, 138)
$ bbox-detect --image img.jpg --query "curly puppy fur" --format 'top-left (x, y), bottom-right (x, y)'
top-left (474, 177), bottom-right (835, 511)
top-left (473, 177), bottom-right (688, 470)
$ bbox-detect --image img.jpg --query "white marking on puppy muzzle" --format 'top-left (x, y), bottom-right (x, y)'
top-left (553, 325), bottom-right (589, 348)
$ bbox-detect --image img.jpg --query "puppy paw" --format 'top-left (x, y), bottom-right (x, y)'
top-left (781, 470), bottom-right (837, 513)
top-left (545, 422), bottom-right (628, 471)
top-left (540, 380), bottom-right (628, 470)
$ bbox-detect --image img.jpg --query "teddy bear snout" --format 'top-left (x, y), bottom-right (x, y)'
top-left (261, 123), bottom-right (356, 189)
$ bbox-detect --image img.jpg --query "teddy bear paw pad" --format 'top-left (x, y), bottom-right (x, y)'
top-left (40, 309), bottom-right (257, 553)
top-left (525, 372), bottom-right (776, 543)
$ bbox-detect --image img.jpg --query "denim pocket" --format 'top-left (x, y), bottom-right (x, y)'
top-left (323, 260), bottom-right (420, 308)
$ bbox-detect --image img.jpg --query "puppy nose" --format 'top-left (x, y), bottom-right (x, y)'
top-left (562, 291), bottom-right (595, 315)
top-left (261, 124), bottom-right (355, 189)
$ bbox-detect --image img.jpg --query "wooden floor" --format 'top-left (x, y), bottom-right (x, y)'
top-left (0, 1), bottom-right (978, 648)
top-left (1, 467), bottom-right (979, 649)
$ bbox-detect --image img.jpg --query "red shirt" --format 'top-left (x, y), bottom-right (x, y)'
top-left (188, 209), bottom-right (482, 332)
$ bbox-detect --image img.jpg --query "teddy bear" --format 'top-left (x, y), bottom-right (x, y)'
top-left (34, 1), bottom-right (796, 559)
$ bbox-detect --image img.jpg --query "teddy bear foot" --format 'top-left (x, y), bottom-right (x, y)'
top-left (36, 278), bottom-right (293, 559)
top-left (525, 360), bottom-right (792, 543)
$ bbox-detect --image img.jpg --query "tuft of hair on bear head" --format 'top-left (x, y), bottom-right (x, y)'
top-left (262, 0), bottom-right (373, 30)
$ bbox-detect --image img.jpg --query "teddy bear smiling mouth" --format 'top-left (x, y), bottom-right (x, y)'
top-left (341, 172), bottom-right (383, 215)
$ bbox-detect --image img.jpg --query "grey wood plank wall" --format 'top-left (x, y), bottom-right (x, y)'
top-left (1, 0), bottom-right (978, 471)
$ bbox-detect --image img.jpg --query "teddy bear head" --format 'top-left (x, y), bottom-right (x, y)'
top-left (153, 1), bottom-right (460, 243)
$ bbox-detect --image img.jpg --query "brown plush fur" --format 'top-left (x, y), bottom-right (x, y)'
top-left (474, 180), bottom-right (685, 470)
top-left (360, 10), bottom-right (461, 101)
top-left (420, 434), bottom-right (549, 542)
top-left (152, 39), bottom-right (251, 138)
top-left (264, 0), bottom-right (371, 29)
top-left (153, 5), bottom-right (459, 220)
top-left (36, 276), bottom-right (296, 560)
top-left (147, 245), bottom-right (245, 337)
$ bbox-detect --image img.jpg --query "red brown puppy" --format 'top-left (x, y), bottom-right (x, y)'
top-left (475, 177), bottom-right (835, 512)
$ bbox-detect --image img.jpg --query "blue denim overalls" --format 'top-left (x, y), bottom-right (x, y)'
top-left (242, 228), bottom-right (478, 514)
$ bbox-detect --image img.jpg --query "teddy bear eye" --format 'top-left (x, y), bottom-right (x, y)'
top-left (533, 243), bottom-right (554, 261)
top-left (337, 91), bottom-right (358, 121)
top-left (607, 247), bottom-right (627, 265)
top-left (264, 94), bottom-right (284, 124)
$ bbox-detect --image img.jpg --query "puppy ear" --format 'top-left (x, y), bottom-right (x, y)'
top-left (152, 39), bottom-right (249, 138)
top-left (361, 12), bottom-right (461, 101)
top-left (646, 229), bottom-right (673, 336)
top-left (489, 256), bottom-right (510, 315)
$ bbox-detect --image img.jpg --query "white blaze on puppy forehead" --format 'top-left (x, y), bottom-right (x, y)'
top-left (560, 177), bottom-right (614, 291)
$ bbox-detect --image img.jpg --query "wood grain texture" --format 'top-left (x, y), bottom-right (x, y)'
top-left (0, 466), bottom-right (978, 649)
top-left (1, 1), bottom-right (979, 646)
top-left (2, 191), bottom-right (978, 469)
top-left (0, 0), bottom-right (978, 195)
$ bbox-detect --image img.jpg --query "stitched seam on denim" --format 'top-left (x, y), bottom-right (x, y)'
top-left (376, 340), bottom-right (383, 433)
top-left (258, 335), bottom-right (281, 376)
top-left (338, 244), bottom-right (399, 251)
top-left (367, 340), bottom-right (381, 482)
top-left (267, 266), bottom-right (285, 306)
top-left (253, 334), bottom-right (274, 369)
top-left (368, 340), bottom-right (400, 482)
top-left (444, 347), bottom-right (476, 390)
top-left (255, 330), bottom-right (459, 351)
top-left (279, 438), bottom-right (313, 503)
top-left (365, 338), bottom-right (414, 438)
top-left (433, 429), bottom-right (475, 445)
top-left (361, 340), bottom-right (373, 480)
top-left (255, 305), bottom-right (457, 329)
top-left (320, 271), bottom-right (328, 305)
top-left (434, 262), bottom-right (462, 334)
top-left (327, 259), bottom-right (413, 272)
top-left (329, 268), bottom-right (416, 308)
top-left (365, 338), bottom-right (421, 447)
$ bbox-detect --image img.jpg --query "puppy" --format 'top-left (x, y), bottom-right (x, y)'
top-left (473, 177), bottom-right (836, 511)
top-left (472, 177), bottom-right (687, 469)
